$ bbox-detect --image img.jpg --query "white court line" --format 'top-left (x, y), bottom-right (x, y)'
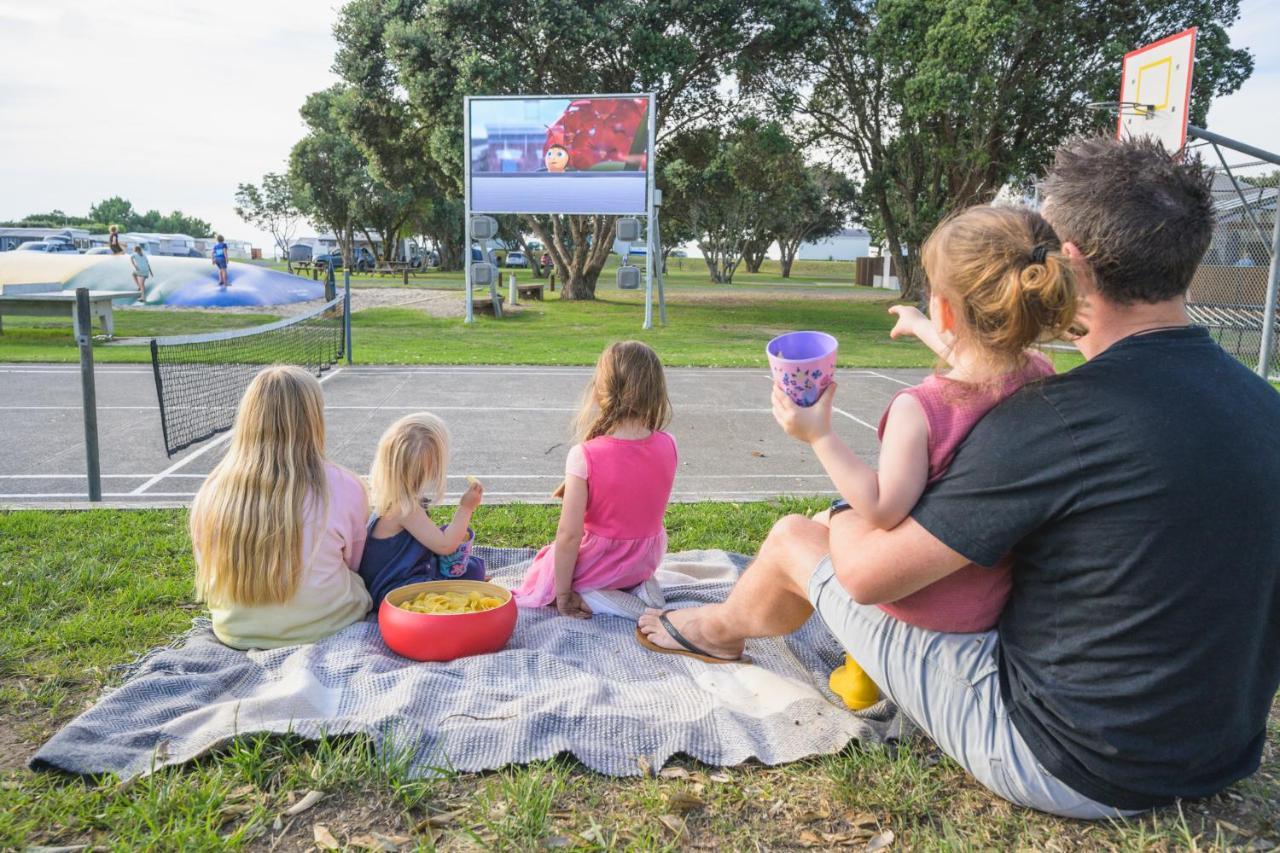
top-left (128, 367), bottom-right (345, 495)
top-left (864, 370), bottom-right (914, 387)
top-left (832, 407), bottom-right (878, 431)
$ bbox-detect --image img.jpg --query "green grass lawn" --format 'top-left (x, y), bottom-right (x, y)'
top-left (1, 506), bottom-right (1275, 850)
top-left (0, 286), bottom-right (1091, 372)
top-left (254, 256), bottom-right (862, 290)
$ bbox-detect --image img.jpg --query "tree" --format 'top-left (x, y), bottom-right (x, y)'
top-left (289, 86), bottom-right (372, 269)
top-left (88, 196), bottom-right (135, 230)
top-left (661, 118), bottom-right (808, 284)
top-left (330, 0), bottom-right (821, 299)
top-left (772, 166), bottom-right (860, 278)
top-left (787, 0), bottom-right (1253, 300)
top-left (235, 173), bottom-right (303, 265)
top-left (410, 197), bottom-right (465, 271)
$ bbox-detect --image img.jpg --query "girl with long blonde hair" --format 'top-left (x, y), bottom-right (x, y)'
top-left (357, 413), bottom-right (484, 605)
top-left (513, 341), bottom-right (677, 618)
top-left (190, 365), bottom-right (371, 649)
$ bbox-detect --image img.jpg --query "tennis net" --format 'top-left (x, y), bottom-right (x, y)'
top-left (149, 295), bottom-right (346, 455)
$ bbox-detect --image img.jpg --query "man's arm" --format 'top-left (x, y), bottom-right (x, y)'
top-left (827, 509), bottom-right (971, 604)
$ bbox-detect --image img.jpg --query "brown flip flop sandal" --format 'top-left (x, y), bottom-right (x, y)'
top-left (635, 610), bottom-right (751, 665)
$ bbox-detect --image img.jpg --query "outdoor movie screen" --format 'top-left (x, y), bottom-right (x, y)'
top-left (468, 95), bottom-right (652, 215)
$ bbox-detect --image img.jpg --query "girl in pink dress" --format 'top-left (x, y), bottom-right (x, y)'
top-left (513, 341), bottom-right (676, 618)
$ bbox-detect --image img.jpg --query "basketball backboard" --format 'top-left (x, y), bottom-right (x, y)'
top-left (1116, 27), bottom-right (1196, 154)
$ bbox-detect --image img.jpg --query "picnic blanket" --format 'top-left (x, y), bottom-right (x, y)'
top-left (31, 548), bottom-right (902, 779)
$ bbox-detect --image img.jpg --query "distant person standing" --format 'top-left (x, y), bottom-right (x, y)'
top-left (211, 234), bottom-right (230, 287)
top-left (129, 245), bottom-right (152, 303)
top-left (108, 225), bottom-right (123, 255)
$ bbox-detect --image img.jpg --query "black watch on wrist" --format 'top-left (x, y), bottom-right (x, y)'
top-left (829, 498), bottom-right (852, 517)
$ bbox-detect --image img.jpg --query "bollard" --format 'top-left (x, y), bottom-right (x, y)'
top-left (509, 272), bottom-right (518, 306)
top-left (74, 288), bottom-right (102, 501)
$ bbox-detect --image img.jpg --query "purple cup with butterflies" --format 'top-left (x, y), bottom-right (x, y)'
top-left (767, 331), bottom-right (838, 407)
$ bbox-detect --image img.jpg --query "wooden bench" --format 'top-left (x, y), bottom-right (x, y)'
top-left (472, 294), bottom-right (505, 315)
top-left (516, 283), bottom-right (545, 301)
top-left (0, 286), bottom-right (119, 338)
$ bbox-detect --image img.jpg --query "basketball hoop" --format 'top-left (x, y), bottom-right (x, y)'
top-left (1086, 100), bottom-right (1157, 119)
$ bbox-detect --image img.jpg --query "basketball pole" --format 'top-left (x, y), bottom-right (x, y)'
top-left (1257, 189), bottom-right (1280, 379)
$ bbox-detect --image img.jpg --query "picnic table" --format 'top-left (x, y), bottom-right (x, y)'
top-left (0, 285), bottom-right (119, 338)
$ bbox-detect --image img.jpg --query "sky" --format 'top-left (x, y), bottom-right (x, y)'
top-left (0, 0), bottom-right (1277, 253)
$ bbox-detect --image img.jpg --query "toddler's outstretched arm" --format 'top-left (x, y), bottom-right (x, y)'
top-left (553, 474), bottom-right (592, 618)
top-left (400, 480), bottom-right (484, 554)
top-left (889, 305), bottom-right (957, 367)
top-left (773, 383), bottom-right (930, 530)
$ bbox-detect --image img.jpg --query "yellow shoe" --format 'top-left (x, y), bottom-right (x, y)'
top-left (829, 653), bottom-right (880, 710)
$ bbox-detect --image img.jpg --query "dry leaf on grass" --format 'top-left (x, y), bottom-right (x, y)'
top-left (349, 832), bottom-right (412, 851)
top-left (798, 829), bottom-right (824, 847)
top-left (658, 815), bottom-right (685, 837)
top-left (636, 756), bottom-right (653, 776)
top-left (666, 791), bottom-right (705, 814)
top-left (658, 767), bottom-right (689, 780)
top-left (708, 772), bottom-right (732, 783)
top-left (417, 808), bottom-right (467, 829)
top-left (284, 789), bottom-right (325, 816)
top-left (866, 829), bottom-right (895, 851)
top-left (313, 823), bottom-right (340, 850)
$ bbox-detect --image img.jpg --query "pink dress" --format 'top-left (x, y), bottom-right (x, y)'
top-left (875, 354), bottom-right (1055, 633)
top-left (513, 431), bottom-right (677, 607)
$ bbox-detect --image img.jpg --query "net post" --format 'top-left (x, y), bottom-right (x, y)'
top-left (74, 288), bottom-right (102, 501)
top-left (344, 268), bottom-right (353, 364)
top-left (1258, 198), bottom-right (1280, 379)
top-left (149, 338), bottom-right (174, 457)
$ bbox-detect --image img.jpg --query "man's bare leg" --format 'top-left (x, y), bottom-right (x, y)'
top-left (637, 514), bottom-right (829, 658)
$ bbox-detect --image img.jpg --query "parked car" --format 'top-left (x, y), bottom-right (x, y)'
top-left (470, 247), bottom-right (499, 265)
top-left (505, 251), bottom-right (527, 268)
top-left (84, 246), bottom-right (113, 255)
top-left (16, 240), bottom-right (79, 254)
top-left (315, 247), bottom-right (375, 272)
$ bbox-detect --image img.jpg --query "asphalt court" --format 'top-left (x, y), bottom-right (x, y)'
top-left (0, 364), bottom-right (928, 505)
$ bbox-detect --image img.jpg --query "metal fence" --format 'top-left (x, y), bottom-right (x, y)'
top-left (1184, 133), bottom-right (1280, 379)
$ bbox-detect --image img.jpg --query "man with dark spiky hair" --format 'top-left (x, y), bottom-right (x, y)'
top-left (640, 136), bottom-right (1280, 817)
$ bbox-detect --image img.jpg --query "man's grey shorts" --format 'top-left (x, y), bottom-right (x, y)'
top-left (808, 556), bottom-right (1139, 820)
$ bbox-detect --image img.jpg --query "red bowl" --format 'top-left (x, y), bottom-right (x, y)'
top-left (378, 579), bottom-right (517, 662)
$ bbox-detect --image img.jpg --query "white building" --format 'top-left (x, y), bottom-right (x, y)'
top-left (795, 228), bottom-right (871, 262)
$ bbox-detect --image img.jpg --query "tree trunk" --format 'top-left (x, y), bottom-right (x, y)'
top-left (742, 239), bottom-right (767, 273)
top-left (778, 238), bottom-right (800, 278)
top-left (523, 214), bottom-right (616, 300)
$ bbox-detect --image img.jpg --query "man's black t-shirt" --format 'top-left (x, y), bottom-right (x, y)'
top-left (911, 327), bottom-right (1280, 809)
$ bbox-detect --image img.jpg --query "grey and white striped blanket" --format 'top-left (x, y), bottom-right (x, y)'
top-left (31, 548), bottom-right (900, 779)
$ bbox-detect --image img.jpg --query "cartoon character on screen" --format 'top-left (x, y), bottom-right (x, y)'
top-left (544, 144), bottom-right (570, 173)
top-left (544, 98), bottom-right (648, 171)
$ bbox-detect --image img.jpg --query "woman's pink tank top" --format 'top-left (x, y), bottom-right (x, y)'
top-left (580, 431), bottom-right (677, 539)
top-left (875, 354), bottom-right (1054, 633)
